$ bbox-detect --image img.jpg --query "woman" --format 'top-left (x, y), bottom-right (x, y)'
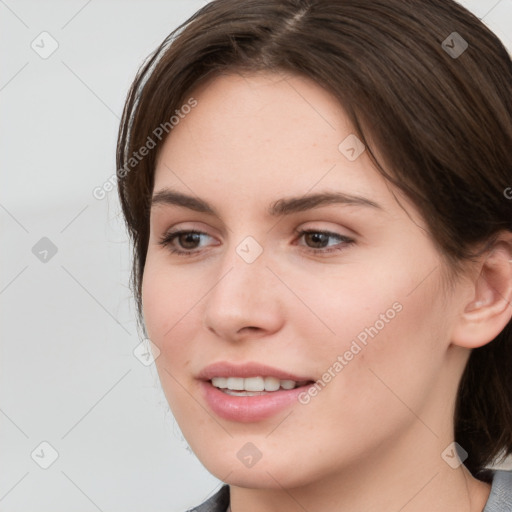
top-left (116, 0), bottom-right (512, 510)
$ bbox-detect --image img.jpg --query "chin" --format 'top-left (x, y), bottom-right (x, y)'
top-left (191, 444), bottom-right (319, 490)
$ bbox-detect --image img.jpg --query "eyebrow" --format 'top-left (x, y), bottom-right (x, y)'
top-left (151, 188), bottom-right (383, 217)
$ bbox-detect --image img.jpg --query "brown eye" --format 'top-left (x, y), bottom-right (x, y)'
top-left (296, 229), bottom-right (355, 254)
top-left (176, 232), bottom-right (202, 250)
top-left (159, 230), bottom-right (215, 256)
top-left (304, 231), bottom-right (331, 249)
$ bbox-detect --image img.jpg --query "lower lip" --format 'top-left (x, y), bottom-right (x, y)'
top-left (200, 380), bottom-right (312, 422)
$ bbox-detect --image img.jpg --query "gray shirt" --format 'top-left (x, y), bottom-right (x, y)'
top-left (185, 469), bottom-right (512, 512)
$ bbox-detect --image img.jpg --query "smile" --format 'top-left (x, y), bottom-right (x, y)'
top-left (210, 376), bottom-right (311, 394)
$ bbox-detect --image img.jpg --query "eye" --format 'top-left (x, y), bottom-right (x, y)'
top-left (158, 228), bottom-right (355, 257)
top-left (158, 229), bottom-right (216, 256)
top-left (295, 229), bottom-right (355, 254)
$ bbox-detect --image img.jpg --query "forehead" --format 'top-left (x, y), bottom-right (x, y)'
top-left (155, 72), bottom-right (371, 185)
top-left (151, 71), bottom-right (420, 226)
top-left (183, 71), bottom-right (350, 141)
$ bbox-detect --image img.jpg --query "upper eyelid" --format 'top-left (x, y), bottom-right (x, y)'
top-left (151, 206), bottom-right (366, 237)
top-left (160, 225), bottom-right (351, 237)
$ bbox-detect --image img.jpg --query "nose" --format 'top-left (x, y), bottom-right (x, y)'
top-left (202, 242), bottom-right (284, 342)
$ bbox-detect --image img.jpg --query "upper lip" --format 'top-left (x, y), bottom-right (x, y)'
top-left (198, 361), bottom-right (315, 382)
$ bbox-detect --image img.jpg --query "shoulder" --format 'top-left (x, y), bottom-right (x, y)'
top-left (483, 469), bottom-right (512, 512)
top-left (184, 485), bottom-right (230, 512)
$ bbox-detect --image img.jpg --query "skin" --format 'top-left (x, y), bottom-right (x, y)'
top-left (142, 71), bottom-right (512, 511)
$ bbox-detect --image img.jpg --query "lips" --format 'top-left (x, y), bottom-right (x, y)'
top-left (197, 361), bottom-right (315, 382)
top-left (197, 361), bottom-right (316, 422)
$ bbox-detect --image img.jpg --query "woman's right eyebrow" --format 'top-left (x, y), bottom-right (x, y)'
top-left (151, 187), bottom-right (383, 217)
top-left (151, 188), bottom-right (217, 215)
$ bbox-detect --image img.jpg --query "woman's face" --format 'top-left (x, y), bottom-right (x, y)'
top-left (142, 71), bottom-right (468, 488)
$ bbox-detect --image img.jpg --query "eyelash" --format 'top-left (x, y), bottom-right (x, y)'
top-left (158, 228), bottom-right (355, 257)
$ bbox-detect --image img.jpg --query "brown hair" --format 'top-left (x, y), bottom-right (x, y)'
top-left (116, 0), bottom-right (512, 480)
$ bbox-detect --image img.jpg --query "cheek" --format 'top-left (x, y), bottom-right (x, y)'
top-left (277, 260), bottom-right (407, 362)
top-left (140, 256), bottom-right (202, 381)
top-left (141, 260), bottom-right (204, 423)
top-left (290, 254), bottom-right (446, 408)
top-left (323, 290), bottom-right (445, 444)
top-left (142, 254), bottom-right (198, 338)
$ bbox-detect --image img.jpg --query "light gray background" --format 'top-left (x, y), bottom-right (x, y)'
top-left (1, 1), bottom-right (511, 511)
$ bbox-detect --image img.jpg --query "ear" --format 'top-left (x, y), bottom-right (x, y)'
top-left (450, 232), bottom-right (512, 349)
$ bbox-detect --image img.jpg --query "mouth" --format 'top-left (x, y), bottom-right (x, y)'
top-left (209, 376), bottom-right (313, 396)
top-left (197, 362), bottom-right (316, 422)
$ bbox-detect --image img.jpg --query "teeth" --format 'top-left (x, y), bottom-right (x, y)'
top-left (211, 376), bottom-right (305, 392)
top-left (223, 390), bottom-right (268, 396)
top-left (244, 376), bottom-right (265, 391)
top-left (264, 376), bottom-right (280, 391)
top-left (227, 377), bottom-right (244, 390)
top-left (211, 377), bottom-right (228, 389)
top-left (280, 379), bottom-right (296, 390)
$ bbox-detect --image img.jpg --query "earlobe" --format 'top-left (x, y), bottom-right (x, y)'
top-left (451, 234), bottom-right (512, 349)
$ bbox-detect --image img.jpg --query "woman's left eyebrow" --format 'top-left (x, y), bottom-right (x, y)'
top-left (151, 188), bottom-right (383, 217)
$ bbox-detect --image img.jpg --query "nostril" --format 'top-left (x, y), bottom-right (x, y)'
top-left (238, 326), bottom-right (260, 334)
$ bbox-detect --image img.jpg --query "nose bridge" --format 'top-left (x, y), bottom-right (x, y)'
top-left (209, 235), bottom-right (269, 309)
top-left (202, 234), bottom-right (282, 338)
